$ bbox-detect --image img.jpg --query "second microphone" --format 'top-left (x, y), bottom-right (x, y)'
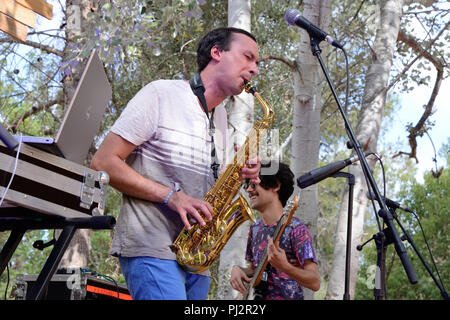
top-left (297, 153), bottom-right (369, 189)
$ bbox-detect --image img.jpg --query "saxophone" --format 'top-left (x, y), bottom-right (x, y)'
top-left (171, 81), bottom-right (274, 273)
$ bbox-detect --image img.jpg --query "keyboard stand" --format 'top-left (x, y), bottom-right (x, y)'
top-left (0, 207), bottom-right (115, 300)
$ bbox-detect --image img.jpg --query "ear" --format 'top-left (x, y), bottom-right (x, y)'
top-left (210, 45), bottom-right (223, 62)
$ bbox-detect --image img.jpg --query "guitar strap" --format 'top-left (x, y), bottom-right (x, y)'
top-left (189, 74), bottom-right (219, 180)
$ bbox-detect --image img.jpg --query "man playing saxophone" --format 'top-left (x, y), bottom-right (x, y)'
top-left (91, 27), bottom-right (261, 300)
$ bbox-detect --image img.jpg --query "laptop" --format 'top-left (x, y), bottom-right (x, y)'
top-left (16, 50), bottom-right (112, 165)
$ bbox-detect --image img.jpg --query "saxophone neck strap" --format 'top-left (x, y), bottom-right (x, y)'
top-left (190, 74), bottom-right (219, 179)
top-left (189, 74), bottom-right (215, 128)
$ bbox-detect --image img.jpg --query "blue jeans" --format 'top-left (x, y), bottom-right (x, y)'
top-left (119, 256), bottom-right (210, 300)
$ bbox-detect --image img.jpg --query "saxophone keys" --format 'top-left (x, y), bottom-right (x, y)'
top-left (193, 251), bottom-right (207, 265)
top-left (214, 198), bottom-right (222, 209)
top-left (179, 249), bottom-right (193, 263)
top-left (215, 220), bottom-right (227, 235)
top-left (201, 233), bottom-right (216, 250)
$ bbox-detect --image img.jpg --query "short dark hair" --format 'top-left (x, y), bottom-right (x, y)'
top-left (196, 27), bottom-right (257, 73)
top-left (245, 161), bottom-right (295, 207)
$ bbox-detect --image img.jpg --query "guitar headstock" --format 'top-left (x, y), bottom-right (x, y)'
top-left (285, 195), bottom-right (299, 213)
top-left (279, 195), bottom-right (299, 224)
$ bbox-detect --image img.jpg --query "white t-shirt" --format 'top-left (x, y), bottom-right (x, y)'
top-left (109, 79), bottom-right (228, 266)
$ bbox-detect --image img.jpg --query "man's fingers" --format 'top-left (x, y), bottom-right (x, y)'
top-left (246, 156), bottom-right (261, 165)
top-left (186, 208), bottom-right (206, 226)
top-left (240, 156), bottom-right (261, 180)
top-left (268, 237), bottom-right (275, 248)
top-left (250, 176), bottom-right (261, 185)
top-left (193, 201), bottom-right (213, 221)
top-left (230, 279), bottom-right (247, 295)
top-left (238, 280), bottom-right (249, 295)
top-left (179, 209), bottom-right (192, 230)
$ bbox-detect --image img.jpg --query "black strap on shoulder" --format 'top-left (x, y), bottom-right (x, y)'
top-left (189, 74), bottom-right (219, 179)
top-left (190, 74), bottom-right (215, 135)
top-left (189, 74), bottom-right (208, 116)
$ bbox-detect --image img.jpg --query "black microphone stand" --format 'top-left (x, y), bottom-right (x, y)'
top-left (373, 210), bottom-right (393, 300)
top-left (307, 36), bottom-right (418, 294)
top-left (331, 171), bottom-right (355, 300)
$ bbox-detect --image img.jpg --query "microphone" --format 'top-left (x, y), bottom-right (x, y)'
top-left (366, 191), bottom-right (414, 213)
top-left (285, 8), bottom-right (343, 49)
top-left (297, 153), bottom-right (366, 189)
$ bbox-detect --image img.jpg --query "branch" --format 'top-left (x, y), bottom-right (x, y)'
top-left (386, 22), bottom-right (448, 92)
top-left (349, 0), bottom-right (367, 25)
top-left (27, 29), bottom-right (66, 41)
top-left (393, 28), bottom-right (447, 163)
top-left (260, 55), bottom-right (296, 70)
top-left (0, 37), bottom-right (64, 57)
top-left (12, 98), bottom-right (64, 133)
top-left (397, 27), bottom-right (448, 71)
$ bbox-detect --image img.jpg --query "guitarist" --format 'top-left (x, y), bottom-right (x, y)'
top-left (230, 162), bottom-right (321, 300)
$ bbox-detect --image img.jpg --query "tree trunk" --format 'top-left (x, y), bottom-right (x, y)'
top-left (325, 0), bottom-right (403, 300)
top-left (217, 0), bottom-right (253, 300)
top-left (290, 0), bottom-right (331, 300)
top-left (58, 0), bottom-right (102, 269)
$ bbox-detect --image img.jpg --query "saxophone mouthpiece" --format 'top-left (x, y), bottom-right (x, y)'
top-left (243, 80), bottom-right (257, 95)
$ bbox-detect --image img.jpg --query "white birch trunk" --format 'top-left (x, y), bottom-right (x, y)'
top-left (58, 0), bottom-right (101, 269)
top-left (325, 0), bottom-right (403, 300)
top-left (217, 0), bottom-right (253, 300)
top-left (290, 0), bottom-right (331, 300)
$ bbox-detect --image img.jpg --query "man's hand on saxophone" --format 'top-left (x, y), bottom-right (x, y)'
top-left (166, 191), bottom-right (213, 230)
top-left (240, 156), bottom-right (262, 185)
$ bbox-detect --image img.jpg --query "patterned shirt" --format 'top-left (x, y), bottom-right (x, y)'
top-left (245, 217), bottom-right (317, 300)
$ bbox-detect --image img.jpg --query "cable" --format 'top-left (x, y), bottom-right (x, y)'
top-left (342, 46), bottom-right (386, 297)
top-left (365, 152), bottom-right (386, 200)
top-left (1, 135), bottom-right (22, 300)
top-left (0, 133), bottom-right (23, 207)
top-left (343, 47), bottom-right (349, 116)
top-left (3, 264), bottom-right (9, 300)
top-left (342, 47), bottom-right (384, 234)
top-left (411, 210), bottom-right (447, 294)
top-left (373, 153), bottom-right (387, 299)
top-left (341, 45), bottom-right (390, 298)
top-left (101, 274), bottom-right (120, 300)
top-left (80, 268), bottom-right (121, 300)
top-left (361, 151), bottom-right (388, 299)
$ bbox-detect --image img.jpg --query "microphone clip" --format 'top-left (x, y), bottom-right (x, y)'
top-left (356, 234), bottom-right (376, 252)
top-left (356, 231), bottom-right (386, 252)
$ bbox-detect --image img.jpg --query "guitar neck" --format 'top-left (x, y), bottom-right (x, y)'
top-left (242, 195), bottom-right (299, 300)
top-left (243, 213), bottom-right (291, 299)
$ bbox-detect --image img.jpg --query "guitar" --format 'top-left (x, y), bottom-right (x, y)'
top-left (242, 195), bottom-right (300, 300)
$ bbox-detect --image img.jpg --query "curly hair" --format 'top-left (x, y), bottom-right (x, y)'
top-left (196, 27), bottom-right (257, 73)
top-left (245, 161), bottom-right (295, 207)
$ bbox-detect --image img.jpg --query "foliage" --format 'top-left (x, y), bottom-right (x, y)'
top-left (0, 230), bottom-right (51, 299)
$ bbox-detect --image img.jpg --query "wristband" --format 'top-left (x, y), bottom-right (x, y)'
top-left (163, 182), bottom-right (181, 205)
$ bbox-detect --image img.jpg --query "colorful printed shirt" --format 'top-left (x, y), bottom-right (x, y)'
top-left (245, 217), bottom-right (317, 300)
